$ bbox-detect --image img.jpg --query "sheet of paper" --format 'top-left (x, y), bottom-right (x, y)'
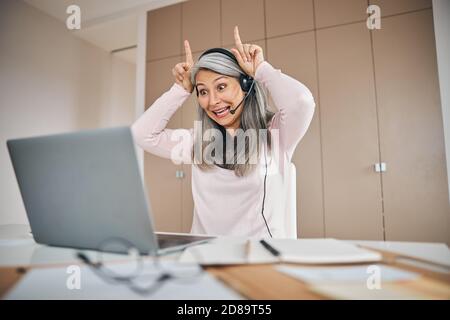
top-left (277, 265), bottom-right (419, 284)
top-left (5, 260), bottom-right (243, 300)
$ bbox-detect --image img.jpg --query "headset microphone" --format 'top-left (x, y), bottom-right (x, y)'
top-left (229, 95), bottom-right (245, 115)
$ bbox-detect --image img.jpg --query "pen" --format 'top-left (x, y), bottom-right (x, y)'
top-left (260, 239), bottom-right (281, 257)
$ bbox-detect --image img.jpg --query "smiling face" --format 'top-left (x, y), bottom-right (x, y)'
top-left (195, 69), bottom-right (245, 131)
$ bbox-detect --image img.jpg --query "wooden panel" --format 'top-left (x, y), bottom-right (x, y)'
top-left (207, 264), bottom-right (324, 299)
top-left (144, 154), bottom-right (182, 232)
top-left (317, 22), bottom-right (384, 240)
top-left (145, 57), bottom-right (184, 232)
top-left (147, 4), bottom-right (181, 60)
top-left (370, 0), bottom-right (431, 16)
top-left (372, 10), bottom-right (450, 244)
top-left (265, 0), bottom-right (314, 38)
top-left (267, 32), bottom-right (324, 238)
top-left (146, 56), bottom-right (183, 106)
top-left (314, 0), bottom-right (368, 28)
top-left (180, 52), bottom-right (201, 233)
top-left (182, 0), bottom-right (221, 53)
top-left (223, 39), bottom-right (266, 58)
top-left (221, 0), bottom-right (265, 46)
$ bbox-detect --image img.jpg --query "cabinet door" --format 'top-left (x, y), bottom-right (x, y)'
top-left (317, 22), bottom-right (384, 240)
top-left (145, 57), bottom-right (183, 232)
top-left (181, 0), bottom-right (221, 53)
top-left (314, 0), bottom-right (368, 28)
top-left (147, 4), bottom-right (181, 61)
top-left (265, 0), bottom-right (314, 38)
top-left (372, 10), bottom-right (450, 244)
top-left (267, 32), bottom-right (324, 238)
top-left (221, 0), bottom-right (265, 46)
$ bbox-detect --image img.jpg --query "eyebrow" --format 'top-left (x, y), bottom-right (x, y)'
top-left (196, 76), bottom-right (228, 86)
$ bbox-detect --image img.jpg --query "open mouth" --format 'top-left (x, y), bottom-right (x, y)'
top-left (212, 106), bottom-right (231, 118)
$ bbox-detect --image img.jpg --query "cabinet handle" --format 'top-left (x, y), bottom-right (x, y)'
top-left (175, 170), bottom-right (185, 179)
top-left (374, 162), bottom-right (387, 172)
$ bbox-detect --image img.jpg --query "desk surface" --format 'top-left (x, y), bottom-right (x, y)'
top-left (1, 237), bottom-right (449, 300)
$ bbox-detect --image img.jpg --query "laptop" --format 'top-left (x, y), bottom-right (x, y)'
top-left (7, 127), bottom-right (214, 255)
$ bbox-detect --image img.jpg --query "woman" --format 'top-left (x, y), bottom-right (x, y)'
top-left (132, 27), bottom-right (315, 238)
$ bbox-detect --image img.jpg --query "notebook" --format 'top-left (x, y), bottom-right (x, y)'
top-left (179, 238), bottom-right (382, 265)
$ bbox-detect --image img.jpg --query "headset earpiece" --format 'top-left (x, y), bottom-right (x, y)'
top-left (239, 75), bottom-right (254, 93)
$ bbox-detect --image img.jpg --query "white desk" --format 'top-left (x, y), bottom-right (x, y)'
top-left (1, 225), bottom-right (449, 299)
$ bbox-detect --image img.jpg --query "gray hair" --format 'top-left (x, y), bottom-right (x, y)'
top-left (190, 51), bottom-right (274, 177)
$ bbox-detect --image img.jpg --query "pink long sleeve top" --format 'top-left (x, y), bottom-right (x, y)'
top-left (131, 61), bottom-right (315, 238)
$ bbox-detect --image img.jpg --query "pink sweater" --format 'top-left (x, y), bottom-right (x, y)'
top-left (131, 61), bottom-right (315, 238)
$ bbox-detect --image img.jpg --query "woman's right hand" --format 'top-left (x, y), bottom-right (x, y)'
top-left (172, 40), bottom-right (194, 93)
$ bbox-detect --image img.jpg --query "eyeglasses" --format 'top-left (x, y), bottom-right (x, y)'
top-left (76, 237), bottom-right (204, 296)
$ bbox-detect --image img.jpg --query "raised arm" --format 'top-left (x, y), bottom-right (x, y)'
top-left (131, 83), bottom-right (192, 162)
top-left (254, 62), bottom-right (316, 160)
top-left (131, 40), bottom-right (195, 164)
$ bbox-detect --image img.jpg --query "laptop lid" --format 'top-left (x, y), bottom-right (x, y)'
top-left (7, 127), bottom-right (162, 255)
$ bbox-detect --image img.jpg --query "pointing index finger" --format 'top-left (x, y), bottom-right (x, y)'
top-left (234, 26), bottom-right (244, 51)
top-left (184, 40), bottom-right (193, 66)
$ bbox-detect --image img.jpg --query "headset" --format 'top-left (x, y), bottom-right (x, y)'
top-left (196, 48), bottom-right (272, 238)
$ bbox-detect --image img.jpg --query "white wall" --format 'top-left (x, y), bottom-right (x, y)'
top-left (0, 0), bottom-right (136, 225)
top-left (102, 53), bottom-right (136, 127)
top-left (432, 0), bottom-right (450, 203)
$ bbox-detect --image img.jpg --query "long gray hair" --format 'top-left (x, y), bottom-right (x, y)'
top-left (190, 51), bottom-right (274, 177)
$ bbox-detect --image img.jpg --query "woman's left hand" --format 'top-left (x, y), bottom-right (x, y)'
top-left (230, 26), bottom-right (264, 78)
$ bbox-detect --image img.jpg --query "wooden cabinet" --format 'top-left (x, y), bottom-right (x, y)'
top-left (316, 22), bottom-right (384, 240)
top-left (145, 56), bottom-right (183, 232)
top-left (372, 10), bottom-right (449, 243)
top-left (147, 4), bottom-right (181, 61)
top-left (141, 0), bottom-right (449, 243)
